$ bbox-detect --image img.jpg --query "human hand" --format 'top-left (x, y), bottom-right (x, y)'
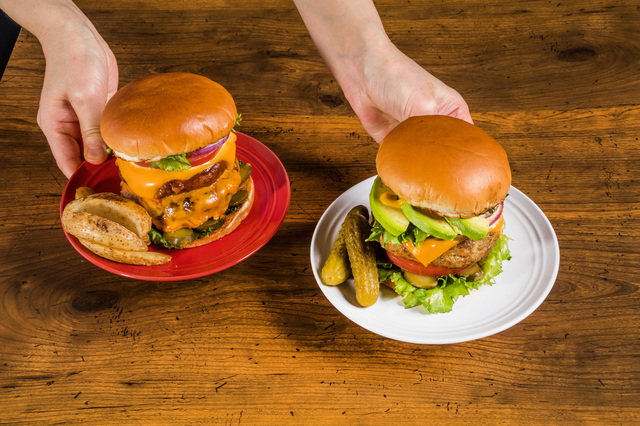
top-left (37, 18), bottom-right (118, 178)
top-left (294, 0), bottom-right (472, 143)
top-left (340, 42), bottom-right (472, 143)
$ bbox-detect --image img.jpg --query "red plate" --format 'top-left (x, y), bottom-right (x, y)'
top-left (60, 132), bottom-right (290, 281)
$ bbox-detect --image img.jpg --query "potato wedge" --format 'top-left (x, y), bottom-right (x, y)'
top-left (75, 186), bottom-right (95, 199)
top-left (64, 192), bottom-right (152, 245)
top-left (62, 210), bottom-right (147, 251)
top-left (78, 238), bottom-right (171, 266)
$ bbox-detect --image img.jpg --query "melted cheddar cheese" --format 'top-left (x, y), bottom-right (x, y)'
top-left (403, 237), bottom-right (466, 267)
top-left (116, 132), bottom-right (238, 200)
top-left (490, 214), bottom-right (504, 234)
top-left (117, 132), bottom-right (241, 232)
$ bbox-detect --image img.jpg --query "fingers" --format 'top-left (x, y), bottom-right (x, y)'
top-left (69, 42), bottom-right (118, 166)
top-left (77, 105), bottom-right (108, 165)
top-left (35, 21), bottom-right (118, 177)
top-left (435, 88), bottom-right (473, 125)
top-left (41, 132), bottom-right (83, 179)
top-left (343, 45), bottom-right (476, 144)
top-left (37, 100), bottom-right (83, 178)
top-left (37, 83), bottom-right (109, 177)
top-left (37, 85), bottom-right (110, 178)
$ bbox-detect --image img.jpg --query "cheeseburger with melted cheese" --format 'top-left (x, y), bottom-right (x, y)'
top-left (368, 115), bottom-right (512, 313)
top-left (101, 72), bottom-right (254, 249)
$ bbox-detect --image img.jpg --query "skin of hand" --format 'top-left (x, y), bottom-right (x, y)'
top-left (1, 0), bottom-right (118, 178)
top-left (294, 0), bottom-right (472, 143)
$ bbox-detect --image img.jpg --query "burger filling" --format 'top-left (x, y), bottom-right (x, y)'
top-left (116, 130), bottom-right (252, 249)
top-left (367, 176), bottom-right (511, 313)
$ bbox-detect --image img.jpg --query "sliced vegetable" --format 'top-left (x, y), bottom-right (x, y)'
top-left (229, 190), bottom-right (248, 206)
top-left (239, 162), bottom-right (252, 184)
top-left (483, 202), bottom-right (503, 227)
top-left (403, 271), bottom-right (438, 289)
top-left (187, 134), bottom-right (229, 159)
top-left (194, 217), bottom-right (225, 232)
top-left (163, 228), bottom-right (195, 247)
top-left (385, 250), bottom-right (466, 277)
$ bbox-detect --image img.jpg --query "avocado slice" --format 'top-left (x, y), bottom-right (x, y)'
top-left (400, 203), bottom-right (457, 240)
top-left (445, 216), bottom-right (490, 240)
top-left (369, 177), bottom-right (410, 236)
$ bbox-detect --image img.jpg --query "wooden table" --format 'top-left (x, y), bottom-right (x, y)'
top-left (1, 0), bottom-right (638, 423)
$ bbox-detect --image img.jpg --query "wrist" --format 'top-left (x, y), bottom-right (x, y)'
top-left (1, 0), bottom-right (91, 46)
top-left (295, 0), bottom-right (393, 87)
top-left (330, 30), bottom-right (394, 87)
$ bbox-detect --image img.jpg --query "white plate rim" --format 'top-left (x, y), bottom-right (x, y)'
top-left (310, 176), bottom-right (560, 344)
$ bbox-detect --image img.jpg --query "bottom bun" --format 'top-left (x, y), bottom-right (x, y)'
top-left (182, 176), bottom-right (255, 248)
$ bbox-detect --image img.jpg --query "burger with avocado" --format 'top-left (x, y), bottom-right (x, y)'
top-left (367, 115), bottom-right (512, 313)
top-left (100, 72), bottom-right (254, 249)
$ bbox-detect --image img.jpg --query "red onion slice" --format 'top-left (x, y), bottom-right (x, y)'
top-left (187, 133), bottom-right (229, 158)
top-left (483, 202), bottom-right (503, 226)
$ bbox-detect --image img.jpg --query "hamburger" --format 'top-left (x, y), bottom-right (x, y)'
top-left (100, 72), bottom-right (254, 249)
top-left (367, 115), bottom-right (512, 313)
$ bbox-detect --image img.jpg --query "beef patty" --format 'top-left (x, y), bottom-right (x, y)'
top-left (383, 232), bottom-right (499, 270)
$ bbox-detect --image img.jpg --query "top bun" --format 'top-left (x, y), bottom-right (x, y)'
top-left (101, 73), bottom-right (237, 161)
top-left (376, 115), bottom-right (511, 218)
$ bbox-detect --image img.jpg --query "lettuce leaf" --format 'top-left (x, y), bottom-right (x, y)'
top-left (150, 154), bottom-right (191, 171)
top-left (470, 231), bottom-right (512, 289)
top-left (232, 113), bottom-right (242, 133)
top-left (148, 227), bottom-right (179, 249)
top-left (366, 219), bottom-right (430, 247)
top-left (378, 233), bottom-right (511, 313)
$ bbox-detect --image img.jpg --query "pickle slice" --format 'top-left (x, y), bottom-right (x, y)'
top-left (239, 162), bottom-right (252, 184)
top-left (194, 217), bottom-right (224, 232)
top-left (163, 228), bottom-right (195, 246)
top-left (229, 190), bottom-right (248, 206)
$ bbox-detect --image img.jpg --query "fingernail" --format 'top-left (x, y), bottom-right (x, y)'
top-left (86, 146), bottom-right (107, 162)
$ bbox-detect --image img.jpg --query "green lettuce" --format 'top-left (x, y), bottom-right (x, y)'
top-left (149, 154), bottom-right (191, 171)
top-left (232, 113), bottom-right (242, 133)
top-left (148, 227), bottom-right (177, 249)
top-left (366, 219), bottom-right (430, 247)
top-left (378, 233), bottom-right (512, 313)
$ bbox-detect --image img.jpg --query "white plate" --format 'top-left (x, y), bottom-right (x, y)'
top-left (310, 176), bottom-right (560, 344)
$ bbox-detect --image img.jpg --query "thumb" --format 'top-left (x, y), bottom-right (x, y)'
top-left (435, 87), bottom-right (473, 125)
top-left (81, 123), bottom-right (107, 164)
top-left (74, 95), bottom-right (108, 165)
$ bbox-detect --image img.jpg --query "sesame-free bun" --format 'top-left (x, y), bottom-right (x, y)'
top-left (376, 115), bottom-right (511, 218)
top-left (101, 73), bottom-right (237, 162)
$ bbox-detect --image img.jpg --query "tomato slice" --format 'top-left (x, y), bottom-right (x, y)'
top-left (385, 250), bottom-right (466, 277)
top-left (188, 146), bottom-right (221, 167)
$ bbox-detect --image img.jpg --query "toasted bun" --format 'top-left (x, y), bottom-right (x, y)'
top-left (182, 176), bottom-right (255, 248)
top-left (376, 115), bottom-right (511, 218)
top-left (101, 73), bottom-right (237, 161)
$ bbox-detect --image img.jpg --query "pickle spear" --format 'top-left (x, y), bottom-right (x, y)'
top-left (321, 205), bottom-right (368, 286)
top-left (343, 207), bottom-right (379, 307)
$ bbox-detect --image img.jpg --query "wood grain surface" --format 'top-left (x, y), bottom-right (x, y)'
top-left (0, 0), bottom-right (639, 423)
